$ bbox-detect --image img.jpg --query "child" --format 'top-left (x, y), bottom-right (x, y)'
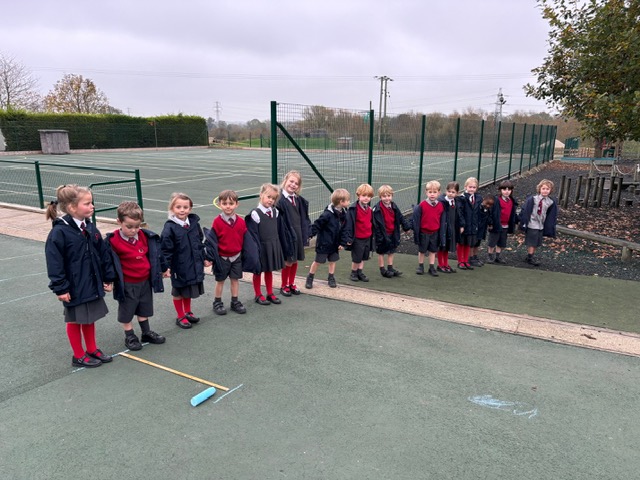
top-left (204, 190), bottom-right (259, 315)
top-left (459, 177), bottom-right (483, 270)
top-left (372, 184), bottom-right (412, 277)
top-left (305, 188), bottom-right (351, 289)
top-left (412, 180), bottom-right (446, 276)
top-left (437, 181), bottom-right (463, 273)
top-left (246, 183), bottom-right (285, 305)
top-left (106, 201), bottom-right (170, 351)
top-left (477, 196), bottom-right (495, 255)
top-left (277, 171), bottom-right (311, 297)
top-left (45, 185), bottom-right (116, 368)
top-left (519, 179), bottom-right (557, 266)
top-left (160, 192), bottom-right (207, 328)
top-left (487, 180), bottom-right (519, 264)
top-left (346, 183), bottom-right (375, 282)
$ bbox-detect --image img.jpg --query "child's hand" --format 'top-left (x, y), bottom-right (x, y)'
top-left (57, 293), bottom-right (71, 302)
top-left (460, 227), bottom-right (464, 233)
top-left (103, 283), bottom-right (113, 292)
top-left (204, 260), bottom-right (212, 267)
top-left (338, 245), bottom-right (344, 251)
top-left (163, 269), bottom-right (171, 278)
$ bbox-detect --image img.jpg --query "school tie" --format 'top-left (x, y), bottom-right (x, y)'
top-left (537, 199), bottom-right (543, 215)
top-left (470, 195), bottom-right (475, 205)
top-left (80, 222), bottom-right (87, 236)
top-left (183, 223), bottom-right (189, 229)
top-left (266, 209), bottom-right (272, 218)
top-left (128, 237), bottom-right (136, 245)
top-left (228, 217), bottom-right (235, 227)
top-left (290, 195), bottom-right (296, 207)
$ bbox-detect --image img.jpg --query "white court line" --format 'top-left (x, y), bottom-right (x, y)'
top-left (0, 253), bottom-right (44, 261)
top-left (0, 291), bottom-right (49, 305)
top-left (0, 272), bottom-right (47, 282)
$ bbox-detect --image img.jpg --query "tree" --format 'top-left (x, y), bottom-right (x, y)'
top-left (525, 0), bottom-right (640, 150)
top-left (44, 74), bottom-right (113, 114)
top-left (0, 53), bottom-right (41, 111)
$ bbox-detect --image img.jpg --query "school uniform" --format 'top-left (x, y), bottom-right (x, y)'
top-left (310, 204), bottom-right (349, 260)
top-left (277, 192), bottom-right (311, 262)
top-left (520, 194), bottom-right (557, 248)
top-left (372, 200), bottom-right (412, 254)
top-left (45, 215), bottom-right (116, 323)
top-left (460, 191), bottom-right (483, 246)
top-left (160, 213), bottom-right (205, 298)
top-left (246, 206), bottom-right (285, 273)
top-left (411, 199), bottom-right (447, 253)
top-left (345, 201), bottom-right (374, 263)
top-left (203, 217), bottom-right (260, 279)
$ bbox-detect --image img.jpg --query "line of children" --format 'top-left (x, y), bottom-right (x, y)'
top-left (46, 176), bottom-right (555, 368)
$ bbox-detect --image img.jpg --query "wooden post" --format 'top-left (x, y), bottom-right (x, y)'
top-left (562, 177), bottom-right (571, 208)
top-left (595, 177), bottom-right (605, 207)
top-left (559, 175), bottom-right (566, 202)
top-left (614, 176), bottom-right (624, 207)
top-left (574, 175), bottom-right (583, 205)
top-left (583, 178), bottom-right (592, 208)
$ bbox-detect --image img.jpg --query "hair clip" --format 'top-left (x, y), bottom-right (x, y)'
top-left (49, 200), bottom-right (59, 206)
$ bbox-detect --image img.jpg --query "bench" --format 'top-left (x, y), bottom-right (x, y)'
top-left (556, 225), bottom-right (640, 262)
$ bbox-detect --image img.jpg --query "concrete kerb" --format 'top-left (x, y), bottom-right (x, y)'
top-left (252, 272), bottom-right (640, 358)
top-left (2, 203), bottom-right (638, 358)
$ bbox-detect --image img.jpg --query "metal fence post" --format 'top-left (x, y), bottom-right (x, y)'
top-left (519, 124), bottom-right (528, 175)
top-left (507, 122), bottom-right (516, 178)
top-left (453, 117), bottom-right (461, 181)
top-left (135, 169), bottom-right (143, 209)
top-left (529, 125), bottom-right (537, 170)
top-left (417, 115), bottom-right (426, 205)
top-left (367, 109), bottom-right (374, 186)
top-left (270, 101), bottom-right (278, 184)
top-left (477, 119), bottom-right (484, 182)
top-left (493, 121), bottom-right (502, 183)
top-left (34, 161), bottom-right (44, 209)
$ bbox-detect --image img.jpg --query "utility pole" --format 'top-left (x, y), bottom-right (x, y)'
top-left (214, 101), bottom-right (222, 124)
top-left (374, 76), bottom-right (393, 146)
top-left (494, 88), bottom-right (506, 123)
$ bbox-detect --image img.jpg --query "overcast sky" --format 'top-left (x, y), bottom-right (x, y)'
top-left (3, 0), bottom-right (553, 123)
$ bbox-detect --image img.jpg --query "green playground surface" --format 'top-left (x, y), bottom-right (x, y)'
top-left (1, 233), bottom-right (640, 479)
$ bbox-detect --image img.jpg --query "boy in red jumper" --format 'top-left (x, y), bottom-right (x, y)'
top-left (107, 202), bottom-right (169, 351)
top-left (412, 180), bottom-right (446, 276)
top-left (210, 190), bottom-right (248, 315)
top-left (346, 183), bottom-right (375, 282)
top-left (487, 180), bottom-right (519, 264)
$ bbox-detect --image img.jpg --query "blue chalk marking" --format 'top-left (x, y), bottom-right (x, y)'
top-left (468, 395), bottom-right (538, 419)
top-left (213, 384), bottom-right (243, 403)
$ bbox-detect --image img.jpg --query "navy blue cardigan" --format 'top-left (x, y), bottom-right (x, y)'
top-left (105, 229), bottom-right (169, 302)
top-left (202, 226), bottom-right (261, 275)
top-left (160, 214), bottom-right (206, 288)
top-left (45, 215), bottom-right (116, 307)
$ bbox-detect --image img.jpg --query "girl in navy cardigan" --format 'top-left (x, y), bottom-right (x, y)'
top-left (45, 185), bottom-right (116, 368)
top-left (160, 192), bottom-right (208, 329)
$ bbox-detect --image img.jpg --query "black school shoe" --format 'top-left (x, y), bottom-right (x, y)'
top-left (357, 271), bottom-right (369, 282)
top-left (289, 285), bottom-right (302, 295)
top-left (267, 294), bottom-right (281, 304)
top-left (213, 301), bottom-right (227, 315)
top-left (280, 286), bottom-right (292, 297)
top-left (141, 330), bottom-right (166, 344)
top-left (87, 349), bottom-right (112, 363)
top-left (428, 266), bottom-right (439, 277)
top-left (230, 300), bottom-right (247, 314)
top-left (176, 316), bottom-right (193, 328)
top-left (387, 267), bottom-right (403, 277)
top-left (125, 334), bottom-right (143, 351)
top-left (255, 295), bottom-right (271, 306)
top-left (184, 312), bottom-right (200, 324)
top-left (72, 354), bottom-right (101, 368)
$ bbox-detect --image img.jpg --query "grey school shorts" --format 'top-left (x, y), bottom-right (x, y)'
top-left (117, 279), bottom-right (154, 323)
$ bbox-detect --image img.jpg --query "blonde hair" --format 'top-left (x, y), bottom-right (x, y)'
top-left (117, 201), bottom-right (144, 222)
top-left (537, 179), bottom-right (554, 193)
top-left (356, 183), bottom-right (374, 197)
top-left (168, 192), bottom-right (193, 214)
top-left (425, 180), bottom-right (441, 192)
top-left (281, 170), bottom-right (303, 193)
top-left (259, 183), bottom-right (280, 202)
top-left (331, 188), bottom-right (350, 206)
top-left (464, 177), bottom-right (479, 188)
top-left (45, 184), bottom-right (91, 221)
top-left (378, 185), bottom-right (394, 197)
